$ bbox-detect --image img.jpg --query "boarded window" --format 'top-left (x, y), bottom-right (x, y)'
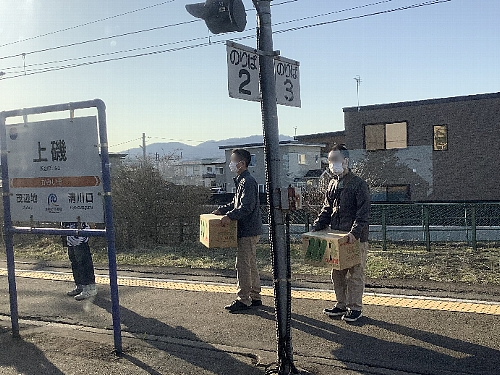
top-left (365, 122), bottom-right (407, 150)
top-left (433, 125), bottom-right (448, 151)
top-left (386, 122), bottom-right (407, 149)
top-left (365, 124), bottom-right (385, 150)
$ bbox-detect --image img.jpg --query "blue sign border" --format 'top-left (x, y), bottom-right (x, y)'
top-left (0, 99), bottom-right (122, 353)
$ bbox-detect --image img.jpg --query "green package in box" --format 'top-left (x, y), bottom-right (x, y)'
top-left (302, 230), bottom-right (361, 270)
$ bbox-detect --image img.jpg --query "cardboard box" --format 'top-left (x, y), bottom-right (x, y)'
top-left (302, 230), bottom-right (361, 270)
top-left (199, 214), bottom-right (238, 248)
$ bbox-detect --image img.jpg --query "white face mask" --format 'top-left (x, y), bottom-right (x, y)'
top-left (329, 162), bottom-right (345, 175)
top-left (229, 161), bottom-right (240, 173)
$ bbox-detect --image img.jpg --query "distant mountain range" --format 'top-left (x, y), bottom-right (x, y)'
top-left (120, 134), bottom-right (294, 161)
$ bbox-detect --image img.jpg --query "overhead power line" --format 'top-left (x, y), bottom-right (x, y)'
top-left (0, 0), bottom-right (299, 51)
top-left (0, 0), bottom-right (394, 63)
top-left (0, 0), bottom-right (180, 49)
top-left (0, 0), bottom-right (453, 81)
top-left (108, 137), bottom-right (143, 148)
top-left (273, 0), bottom-right (396, 27)
top-left (0, 19), bottom-right (201, 61)
top-left (273, 0), bottom-right (452, 34)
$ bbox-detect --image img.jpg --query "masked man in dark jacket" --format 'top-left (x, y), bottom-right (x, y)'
top-left (213, 148), bottom-right (263, 313)
top-left (312, 144), bottom-right (370, 322)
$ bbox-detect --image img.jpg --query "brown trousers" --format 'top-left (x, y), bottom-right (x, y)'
top-left (331, 241), bottom-right (369, 311)
top-left (235, 235), bottom-right (261, 306)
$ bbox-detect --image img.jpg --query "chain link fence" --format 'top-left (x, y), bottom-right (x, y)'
top-left (262, 202), bottom-right (500, 250)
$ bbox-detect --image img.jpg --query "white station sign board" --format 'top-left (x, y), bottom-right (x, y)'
top-left (226, 41), bottom-right (301, 108)
top-left (227, 41), bottom-right (261, 102)
top-left (6, 116), bottom-right (104, 222)
top-left (274, 56), bottom-right (301, 108)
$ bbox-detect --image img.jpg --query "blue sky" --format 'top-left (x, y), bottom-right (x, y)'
top-left (0, 0), bottom-right (499, 152)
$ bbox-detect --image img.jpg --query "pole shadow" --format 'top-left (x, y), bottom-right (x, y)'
top-left (250, 305), bottom-right (499, 375)
top-left (0, 329), bottom-right (65, 375)
top-left (94, 296), bottom-right (263, 375)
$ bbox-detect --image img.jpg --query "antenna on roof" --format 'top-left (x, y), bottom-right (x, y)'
top-left (354, 75), bottom-right (362, 112)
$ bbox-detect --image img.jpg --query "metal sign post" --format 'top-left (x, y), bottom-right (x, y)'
top-left (0, 99), bottom-right (122, 353)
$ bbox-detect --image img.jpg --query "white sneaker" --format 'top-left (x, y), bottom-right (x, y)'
top-left (74, 284), bottom-right (97, 301)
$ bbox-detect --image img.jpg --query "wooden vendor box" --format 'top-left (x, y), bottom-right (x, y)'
top-left (199, 214), bottom-right (238, 248)
top-left (302, 230), bottom-right (361, 270)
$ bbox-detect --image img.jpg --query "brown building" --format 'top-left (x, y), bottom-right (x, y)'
top-left (343, 92), bottom-right (500, 201)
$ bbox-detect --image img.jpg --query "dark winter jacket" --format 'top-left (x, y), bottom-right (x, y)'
top-left (218, 170), bottom-right (263, 238)
top-left (312, 170), bottom-right (370, 242)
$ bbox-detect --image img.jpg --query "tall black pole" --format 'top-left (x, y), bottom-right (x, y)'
top-left (254, 1), bottom-right (297, 373)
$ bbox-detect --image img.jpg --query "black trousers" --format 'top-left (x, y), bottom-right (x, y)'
top-left (67, 242), bottom-right (95, 285)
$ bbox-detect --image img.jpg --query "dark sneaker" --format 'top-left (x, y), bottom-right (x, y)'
top-left (342, 310), bottom-right (362, 322)
top-left (323, 307), bottom-right (348, 317)
top-left (225, 300), bottom-right (250, 313)
top-left (251, 299), bottom-right (263, 307)
top-left (67, 285), bottom-right (83, 297)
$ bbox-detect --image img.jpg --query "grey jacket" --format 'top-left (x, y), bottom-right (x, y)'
top-left (218, 170), bottom-right (263, 238)
top-left (312, 170), bottom-right (370, 242)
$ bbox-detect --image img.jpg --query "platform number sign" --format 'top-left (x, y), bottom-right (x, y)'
top-left (226, 41), bottom-right (301, 107)
top-left (227, 41), bottom-right (260, 102)
top-left (274, 56), bottom-right (301, 108)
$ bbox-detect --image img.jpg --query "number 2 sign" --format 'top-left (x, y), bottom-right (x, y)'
top-left (227, 41), bottom-right (261, 102)
top-left (226, 41), bottom-right (301, 107)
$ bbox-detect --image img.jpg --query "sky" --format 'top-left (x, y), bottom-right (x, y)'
top-left (0, 0), bottom-right (499, 153)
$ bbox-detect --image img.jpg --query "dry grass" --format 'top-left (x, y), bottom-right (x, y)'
top-left (4, 236), bottom-right (500, 285)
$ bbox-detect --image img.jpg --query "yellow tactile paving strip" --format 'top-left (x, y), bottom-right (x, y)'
top-left (1, 268), bottom-right (500, 316)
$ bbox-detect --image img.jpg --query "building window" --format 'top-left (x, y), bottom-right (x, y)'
top-left (298, 154), bottom-right (307, 165)
top-left (258, 184), bottom-right (266, 193)
top-left (386, 122), bottom-right (407, 149)
top-left (371, 185), bottom-right (410, 201)
top-left (365, 124), bottom-right (385, 150)
top-left (217, 167), bottom-right (224, 174)
top-left (206, 166), bottom-right (213, 173)
top-left (433, 125), bottom-right (448, 151)
top-left (386, 185), bottom-right (410, 201)
top-left (250, 154), bottom-right (256, 167)
top-left (365, 122), bottom-right (407, 150)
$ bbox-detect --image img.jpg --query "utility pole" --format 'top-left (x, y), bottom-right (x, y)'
top-left (254, 1), bottom-right (300, 374)
top-left (141, 132), bottom-right (146, 160)
top-left (184, 1), bottom-right (305, 372)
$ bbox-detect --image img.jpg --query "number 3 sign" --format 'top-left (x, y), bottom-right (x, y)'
top-left (226, 41), bottom-right (301, 108)
top-left (274, 56), bottom-right (301, 108)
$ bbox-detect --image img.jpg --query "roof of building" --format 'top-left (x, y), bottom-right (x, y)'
top-left (343, 91), bottom-right (500, 112)
top-left (294, 131), bottom-right (345, 140)
top-left (174, 158), bottom-right (225, 166)
top-left (303, 169), bottom-right (325, 178)
top-left (219, 140), bottom-right (325, 150)
top-left (104, 153), bottom-right (128, 158)
top-left (200, 158), bottom-right (226, 165)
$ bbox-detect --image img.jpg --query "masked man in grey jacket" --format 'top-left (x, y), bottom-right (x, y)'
top-left (213, 148), bottom-right (263, 313)
top-left (312, 144), bottom-right (370, 322)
